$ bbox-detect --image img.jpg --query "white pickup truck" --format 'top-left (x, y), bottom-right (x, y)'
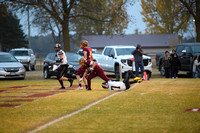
top-left (93, 45), bottom-right (152, 80)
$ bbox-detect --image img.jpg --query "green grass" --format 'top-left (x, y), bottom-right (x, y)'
top-left (0, 78), bottom-right (200, 133)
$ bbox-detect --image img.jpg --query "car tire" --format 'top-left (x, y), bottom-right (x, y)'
top-left (115, 65), bottom-right (120, 80)
top-left (44, 68), bottom-right (50, 79)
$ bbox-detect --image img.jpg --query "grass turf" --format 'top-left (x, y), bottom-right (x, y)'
top-left (0, 78), bottom-right (200, 133)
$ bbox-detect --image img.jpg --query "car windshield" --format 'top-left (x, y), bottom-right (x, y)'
top-left (10, 51), bottom-right (29, 56)
top-left (116, 48), bottom-right (135, 56)
top-left (192, 45), bottom-right (200, 53)
top-left (67, 54), bottom-right (81, 62)
top-left (0, 54), bottom-right (18, 62)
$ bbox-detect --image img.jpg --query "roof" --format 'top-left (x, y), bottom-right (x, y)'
top-left (179, 43), bottom-right (200, 45)
top-left (82, 34), bottom-right (180, 48)
top-left (10, 48), bottom-right (32, 51)
top-left (105, 45), bottom-right (136, 48)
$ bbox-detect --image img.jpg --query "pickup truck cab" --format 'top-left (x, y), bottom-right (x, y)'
top-left (157, 43), bottom-right (200, 76)
top-left (93, 46), bottom-right (152, 80)
top-left (176, 43), bottom-right (200, 73)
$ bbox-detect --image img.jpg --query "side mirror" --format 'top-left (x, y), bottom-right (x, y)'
top-left (109, 54), bottom-right (114, 58)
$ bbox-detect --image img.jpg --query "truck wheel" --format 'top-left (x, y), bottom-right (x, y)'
top-left (160, 63), bottom-right (165, 76)
top-left (115, 65), bottom-right (120, 80)
top-left (43, 68), bottom-right (50, 79)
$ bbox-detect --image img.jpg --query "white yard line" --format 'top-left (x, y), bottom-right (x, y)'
top-left (28, 83), bottom-right (138, 133)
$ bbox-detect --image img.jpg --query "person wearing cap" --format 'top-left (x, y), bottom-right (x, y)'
top-left (162, 51), bottom-right (172, 78)
top-left (53, 43), bottom-right (73, 89)
top-left (131, 44), bottom-right (144, 78)
top-left (79, 58), bottom-right (110, 91)
top-left (170, 53), bottom-right (181, 78)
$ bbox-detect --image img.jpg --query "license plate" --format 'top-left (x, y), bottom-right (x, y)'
top-left (10, 72), bottom-right (16, 75)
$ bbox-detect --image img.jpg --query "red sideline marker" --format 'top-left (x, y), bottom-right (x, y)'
top-left (186, 108), bottom-right (200, 112)
top-left (143, 71), bottom-right (148, 81)
top-left (131, 58), bottom-right (134, 62)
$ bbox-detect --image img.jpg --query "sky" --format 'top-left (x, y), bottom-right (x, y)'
top-left (18, 1), bottom-right (146, 37)
top-left (124, 0), bottom-right (146, 34)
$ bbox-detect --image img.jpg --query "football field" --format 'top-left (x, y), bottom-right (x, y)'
top-left (0, 70), bottom-right (200, 133)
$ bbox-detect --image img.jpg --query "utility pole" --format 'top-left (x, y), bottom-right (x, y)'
top-left (27, 5), bottom-right (31, 48)
top-left (193, 19), bottom-right (196, 43)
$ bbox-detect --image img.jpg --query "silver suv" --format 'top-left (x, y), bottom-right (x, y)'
top-left (9, 48), bottom-right (36, 71)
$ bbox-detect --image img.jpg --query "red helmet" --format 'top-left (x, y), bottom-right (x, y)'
top-left (80, 40), bottom-right (88, 47)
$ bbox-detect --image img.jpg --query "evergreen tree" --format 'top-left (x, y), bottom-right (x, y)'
top-left (0, 3), bottom-right (27, 52)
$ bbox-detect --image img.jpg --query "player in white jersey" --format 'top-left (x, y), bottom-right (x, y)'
top-left (53, 43), bottom-right (73, 89)
top-left (102, 70), bottom-right (143, 91)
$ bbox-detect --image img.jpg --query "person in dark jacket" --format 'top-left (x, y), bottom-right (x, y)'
top-left (162, 51), bottom-right (171, 78)
top-left (171, 53), bottom-right (181, 78)
top-left (131, 44), bottom-right (144, 78)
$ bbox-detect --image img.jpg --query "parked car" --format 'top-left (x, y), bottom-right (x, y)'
top-left (157, 43), bottom-right (200, 76)
top-left (93, 45), bottom-right (152, 80)
top-left (9, 48), bottom-right (36, 71)
top-left (43, 52), bottom-right (81, 79)
top-left (0, 52), bottom-right (26, 79)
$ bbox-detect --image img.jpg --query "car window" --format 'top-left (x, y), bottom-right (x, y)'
top-left (184, 46), bottom-right (193, 53)
top-left (50, 53), bottom-right (57, 60)
top-left (0, 54), bottom-right (18, 62)
top-left (67, 54), bottom-right (81, 62)
top-left (10, 51), bottom-right (29, 56)
top-left (110, 48), bottom-right (115, 56)
top-left (176, 45), bottom-right (185, 55)
top-left (116, 48), bottom-right (135, 56)
top-left (104, 48), bottom-right (111, 56)
top-left (192, 45), bottom-right (200, 53)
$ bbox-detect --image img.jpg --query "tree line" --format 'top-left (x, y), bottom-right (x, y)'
top-left (0, 0), bottom-right (199, 52)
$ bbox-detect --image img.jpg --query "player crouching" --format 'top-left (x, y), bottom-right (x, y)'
top-left (79, 58), bottom-right (110, 91)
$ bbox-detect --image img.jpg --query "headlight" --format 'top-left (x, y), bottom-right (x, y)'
top-left (19, 66), bottom-right (25, 71)
top-left (121, 59), bottom-right (126, 64)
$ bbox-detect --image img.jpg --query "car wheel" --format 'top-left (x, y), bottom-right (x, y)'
top-left (44, 68), bottom-right (50, 79)
top-left (115, 65), bottom-right (120, 80)
top-left (160, 63), bottom-right (165, 76)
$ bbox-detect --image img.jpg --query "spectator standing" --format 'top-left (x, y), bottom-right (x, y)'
top-left (192, 55), bottom-right (200, 78)
top-left (171, 53), bottom-right (181, 78)
top-left (162, 51), bottom-right (171, 78)
top-left (131, 44), bottom-right (144, 78)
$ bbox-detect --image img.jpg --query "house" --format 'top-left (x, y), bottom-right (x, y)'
top-left (82, 34), bottom-right (180, 56)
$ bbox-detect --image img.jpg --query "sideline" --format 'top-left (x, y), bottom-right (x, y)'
top-left (28, 83), bottom-right (138, 133)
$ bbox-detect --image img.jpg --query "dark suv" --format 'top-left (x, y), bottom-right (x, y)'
top-left (157, 43), bottom-right (200, 76)
top-left (43, 52), bottom-right (81, 79)
top-left (176, 43), bottom-right (200, 73)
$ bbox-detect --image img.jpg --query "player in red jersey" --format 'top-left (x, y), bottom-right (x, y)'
top-left (79, 58), bottom-right (110, 91)
top-left (76, 59), bottom-right (88, 89)
top-left (80, 40), bottom-right (93, 61)
top-left (76, 40), bottom-right (93, 89)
